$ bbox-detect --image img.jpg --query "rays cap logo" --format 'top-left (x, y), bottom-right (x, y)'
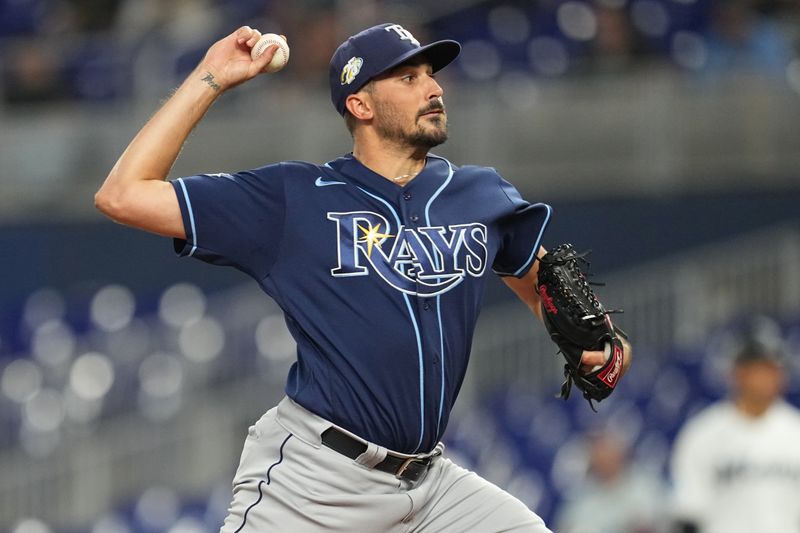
top-left (329, 23), bottom-right (461, 116)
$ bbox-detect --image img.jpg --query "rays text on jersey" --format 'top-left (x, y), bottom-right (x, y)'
top-left (327, 211), bottom-right (487, 297)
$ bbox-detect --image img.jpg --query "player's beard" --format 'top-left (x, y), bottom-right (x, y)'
top-left (373, 98), bottom-right (448, 149)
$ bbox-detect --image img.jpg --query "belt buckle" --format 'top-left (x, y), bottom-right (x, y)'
top-left (394, 456), bottom-right (419, 480)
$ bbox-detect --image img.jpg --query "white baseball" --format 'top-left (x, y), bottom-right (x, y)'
top-left (590, 342), bottom-right (613, 372)
top-left (250, 33), bottom-right (289, 73)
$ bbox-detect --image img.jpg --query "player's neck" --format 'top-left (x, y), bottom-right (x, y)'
top-left (352, 139), bottom-right (427, 187)
top-left (735, 396), bottom-right (775, 418)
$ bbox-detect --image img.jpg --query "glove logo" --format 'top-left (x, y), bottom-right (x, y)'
top-left (597, 342), bottom-right (623, 388)
top-left (538, 285), bottom-right (558, 315)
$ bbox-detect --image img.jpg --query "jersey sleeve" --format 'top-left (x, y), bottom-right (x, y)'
top-left (171, 163), bottom-right (286, 279)
top-left (492, 175), bottom-right (552, 277)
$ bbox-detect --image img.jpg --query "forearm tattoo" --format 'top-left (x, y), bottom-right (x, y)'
top-left (201, 72), bottom-right (221, 92)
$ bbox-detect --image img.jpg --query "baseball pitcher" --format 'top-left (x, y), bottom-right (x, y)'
top-left (95, 23), bottom-right (632, 532)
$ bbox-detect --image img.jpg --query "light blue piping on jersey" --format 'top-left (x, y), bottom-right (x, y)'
top-left (355, 185), bottom-right (427, 453)
top-left (176, 178), bottom-right (198, 257)
top-left (424, 155), bottom-right (454, 440)
top-left (492, 203), bottom-right (553, 277)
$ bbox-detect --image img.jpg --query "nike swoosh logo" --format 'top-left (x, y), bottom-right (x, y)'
top-left (315, 177), bottom-right (347, 187)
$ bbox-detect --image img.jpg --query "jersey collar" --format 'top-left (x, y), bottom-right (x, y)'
top-left (336, 153), bottom-right (449, 200)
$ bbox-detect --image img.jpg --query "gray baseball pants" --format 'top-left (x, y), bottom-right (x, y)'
top-left (220, 396), bottom-right (551, 532)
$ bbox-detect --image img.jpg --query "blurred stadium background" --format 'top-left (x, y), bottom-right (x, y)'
top-left (1, 0), bottom-right (799, 532)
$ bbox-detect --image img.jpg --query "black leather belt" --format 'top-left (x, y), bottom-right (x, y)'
top-left (321, 427), bottom-right (438, 482)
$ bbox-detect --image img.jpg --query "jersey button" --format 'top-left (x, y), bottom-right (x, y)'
top-left (410, 214), bottom-right (419, 223)
top-left (423, 302), bottom-right (431, 310)
top-left (403, 192), bottom-right (412, 201)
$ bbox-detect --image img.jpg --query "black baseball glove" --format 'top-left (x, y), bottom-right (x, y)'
top-left (536, 244), bottom-right (627, 409)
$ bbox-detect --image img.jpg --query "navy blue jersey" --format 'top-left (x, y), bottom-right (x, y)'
top-left (172, 154), bottom-right (551, 453)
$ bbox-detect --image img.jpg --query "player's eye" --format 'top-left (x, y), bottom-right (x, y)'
top-left (402, 74), bottom-right (415, 82)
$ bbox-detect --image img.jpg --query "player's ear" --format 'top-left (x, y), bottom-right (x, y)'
top-left (345, 92), bottom-right (373, 121)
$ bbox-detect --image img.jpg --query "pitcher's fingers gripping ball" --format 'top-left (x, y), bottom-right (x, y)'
top-left (537, 243), bottom-right (629, 410)
top-left (251, 33), bottom-right (290, 73)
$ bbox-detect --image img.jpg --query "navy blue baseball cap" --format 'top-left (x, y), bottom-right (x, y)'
top-left (329, 23), bottom-right (461, 115)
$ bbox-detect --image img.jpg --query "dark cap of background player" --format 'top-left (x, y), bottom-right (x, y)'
top-left (329, 23), bottom-right (461, 116)
top-left (730, 316), bottom-right (786, 366)
top-left (734, 339), bottom-right (785, 366)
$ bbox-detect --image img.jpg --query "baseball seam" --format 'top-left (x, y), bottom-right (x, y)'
top-left (255, 39), bottom-right (288, 64)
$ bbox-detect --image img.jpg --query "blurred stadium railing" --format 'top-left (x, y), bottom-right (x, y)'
top-left (2, 74), bottom-right (800, 221)
top-left (468, 222), bottom-right (800, 397)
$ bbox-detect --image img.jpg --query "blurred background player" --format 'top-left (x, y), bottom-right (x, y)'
top-left (554, 430), bottom-right (667, 533)
top-left (670, 319), bottom-right (800, 533)
top-left (702, 0), bottom-right (793, 78)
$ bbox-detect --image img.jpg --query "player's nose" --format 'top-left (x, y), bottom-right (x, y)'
top-left (427, 75), bottom-right (444, 100)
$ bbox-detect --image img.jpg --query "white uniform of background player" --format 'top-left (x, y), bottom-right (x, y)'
top-left (670, 333), bottom-right (800, 533)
